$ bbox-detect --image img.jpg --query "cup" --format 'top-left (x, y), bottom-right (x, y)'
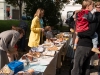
top-left (33, 58), bottom-right (38, 62)
top-left (22, 55), bottom-right (26, 60)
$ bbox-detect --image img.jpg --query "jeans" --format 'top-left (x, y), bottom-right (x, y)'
top-left (92, 32), bottom-right (98, 48)
top-left (71, 46), bottom-right (94, 75)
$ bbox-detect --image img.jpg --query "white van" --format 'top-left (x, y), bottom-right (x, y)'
top-left (60, 0), bottom-right (82, 25)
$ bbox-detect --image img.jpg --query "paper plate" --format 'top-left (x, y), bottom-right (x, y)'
top-left (39, 60), bottom-right (49, 65)
top-left (29, 61), bottom-right (39, 66)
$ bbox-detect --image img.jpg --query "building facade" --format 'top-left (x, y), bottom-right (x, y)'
top-left (0, 0), bottom-right (16, 20)
top-left (0, 0), bottom-right (25, 20)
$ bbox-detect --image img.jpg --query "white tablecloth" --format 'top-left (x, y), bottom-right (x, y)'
top-left (19, 34), bottom-right (71, 75)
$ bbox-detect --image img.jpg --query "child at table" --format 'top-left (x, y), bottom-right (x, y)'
top-left (45, 26), bottom-right (53, 42)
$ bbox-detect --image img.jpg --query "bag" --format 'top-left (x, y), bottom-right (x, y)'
top-left (8, 61), bottom-right (24, 74)
top-left (0, 65), bottom-right (14, 75)
top-left (65, 16), bottom-right (75, 29)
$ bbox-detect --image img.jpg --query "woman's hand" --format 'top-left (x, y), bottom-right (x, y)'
top-left (7, 51), bottom-right (11, 57)
top-left (41, 28), bottom-right (44, 32)
top-left (75, 10), bottom-right (81, 14)
top-left (13, 51), bottom-right (18, 60)
top-left (8, 48), bottom-right (18, 59)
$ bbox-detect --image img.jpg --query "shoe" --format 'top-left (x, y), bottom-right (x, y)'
top-left (92, 48), bottom-right (100, 54)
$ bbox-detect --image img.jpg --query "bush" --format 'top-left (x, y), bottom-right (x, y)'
top-left (0, 20), bottom-right (19, 32)
top-left (0, 20), bottom-right (69, 38)
top-left (54, 25), bottom-right (70, 32)
top-left (0, 20), bottom-right (31, 38)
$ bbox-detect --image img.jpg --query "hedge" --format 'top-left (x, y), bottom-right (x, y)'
top-left (0, 20), bottom-right (69, 37)
top-left (0, 20), bottom-right (31, 37)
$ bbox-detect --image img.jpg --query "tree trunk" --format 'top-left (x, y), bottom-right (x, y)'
top-left (18, 0), bottom-right (22, 20)
top-left (19, 5), bottom-right (22, 20)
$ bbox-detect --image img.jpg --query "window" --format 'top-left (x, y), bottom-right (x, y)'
top-left (67, 11), bottom-right (73, 19)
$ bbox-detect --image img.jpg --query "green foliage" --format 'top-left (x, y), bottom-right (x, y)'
top-left (0, 20), bottom-right (31, 37)
top-left (76, 0), bottom-right (99, 4)
top-left (25, 0), bottom-right (61, 26)
top-left (0, 20), bottom-right (19, 32)
top-left (5, 0), bottom-right (25, 6)
top-left (0, 20), bottom-right (69, 38)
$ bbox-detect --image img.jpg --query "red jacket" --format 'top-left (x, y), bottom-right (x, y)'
top-left (76, 10), bottom-right (89, 32)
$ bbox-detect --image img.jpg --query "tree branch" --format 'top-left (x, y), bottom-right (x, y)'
top-left (26, 1), bottom-right (33, 5)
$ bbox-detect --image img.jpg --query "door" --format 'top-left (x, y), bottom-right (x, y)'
top-left (12, 9), bottom-right (19, 19)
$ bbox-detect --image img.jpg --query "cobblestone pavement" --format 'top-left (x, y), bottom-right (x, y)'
top-left (56, 55), bottom-right (99, 75)
top-left (56, 57), bottom-right (72, 75)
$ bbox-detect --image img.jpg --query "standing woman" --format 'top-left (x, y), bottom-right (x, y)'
top-left (39, 9), bottom-right (45, 44)
top-left (28, 8), bottom-right (44, 51)
top-left (0, 27), bottom-right (24, 69)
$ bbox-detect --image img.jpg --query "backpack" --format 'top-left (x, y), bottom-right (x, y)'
top-left (65, 14), bottom-right (75, 29)
top-left (19, 20), bottom-right (28, 31)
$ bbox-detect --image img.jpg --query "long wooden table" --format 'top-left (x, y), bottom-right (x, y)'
top-left (19, 33), bottom-right (71, 75)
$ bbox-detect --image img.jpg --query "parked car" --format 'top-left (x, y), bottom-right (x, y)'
top-left (22, 16), bottom-right (32, 20)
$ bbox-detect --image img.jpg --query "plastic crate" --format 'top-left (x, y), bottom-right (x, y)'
top-left (8, 60), bottom-right (24, 74)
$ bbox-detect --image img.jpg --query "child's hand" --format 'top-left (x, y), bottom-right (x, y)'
top-left (75, 10), bottom-right (81, 14)
top-left (70, 28), bottom-right (74, 33)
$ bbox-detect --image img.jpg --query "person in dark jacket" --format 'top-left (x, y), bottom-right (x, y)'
top-left (74, 1), bottom-right (100, 54)
top-left (19, 20), bottom-right (28, 52)
top-left (71, 1), bottom-right (98, 75)
top-left (71, 15), bottom-right (97, 75)
top-left (65, 11), bottom-right (75, 31)
top-left (94, 1), bottom-right (100, 72)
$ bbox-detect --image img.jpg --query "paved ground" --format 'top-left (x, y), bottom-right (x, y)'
top-left (56, 55), bottom-right (100, 75)
top-left (56, 57), bottom-right (71, 75)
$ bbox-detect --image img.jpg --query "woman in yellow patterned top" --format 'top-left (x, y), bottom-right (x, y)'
top-left (28, 8), bottom-right (44, 51)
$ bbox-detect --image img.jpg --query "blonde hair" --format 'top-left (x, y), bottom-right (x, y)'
top-left (12, 25), bottom-right (16, 30)
top-left (82, 1), bottom-right (94, 9)
top-left (45, 26), bottom-right (51, 32)
top-left (34, 8), bottom-right (44, 18)
top-left (95, 1), bottom-right (100, 7)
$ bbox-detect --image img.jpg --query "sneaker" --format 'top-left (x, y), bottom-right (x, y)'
top-left (92, 48), bottom-right (100, 54)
